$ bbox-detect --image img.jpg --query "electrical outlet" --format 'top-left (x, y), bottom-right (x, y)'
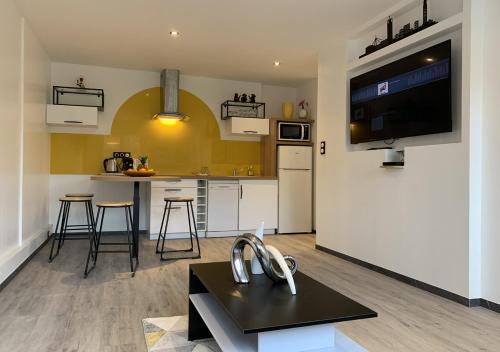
top-left (320, 141), bottom-right (326, 155)
top-left (113, 151), bottom-right (131, 158)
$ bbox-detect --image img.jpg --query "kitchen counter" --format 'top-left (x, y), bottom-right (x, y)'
top-left (90, 175), bottom-right (182, 182)
top-left (91, 174), bottom-right (278, 181)
top-left (167, 175), bottom-right (278, 180)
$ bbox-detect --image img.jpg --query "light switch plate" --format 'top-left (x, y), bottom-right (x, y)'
top-left (320, 141), bottom-right (326, 155)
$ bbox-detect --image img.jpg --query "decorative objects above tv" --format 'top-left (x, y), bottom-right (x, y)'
top-left (350, 40), bottom-right (452, 144)
top-left (360, 0), bottom-right (437, 59)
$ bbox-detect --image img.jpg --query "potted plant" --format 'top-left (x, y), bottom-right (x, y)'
top-left (298, 100), bottom-right (309, 119)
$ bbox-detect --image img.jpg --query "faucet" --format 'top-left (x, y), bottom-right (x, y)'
top-left (232, 168), bottom-right (237, 176)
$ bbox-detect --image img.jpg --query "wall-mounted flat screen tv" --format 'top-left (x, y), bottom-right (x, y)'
top-left (350, 40), bottom-right (452, 144)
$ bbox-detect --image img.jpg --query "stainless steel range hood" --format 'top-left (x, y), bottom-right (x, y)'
top-left (153, 69), bottom-right (187, 120)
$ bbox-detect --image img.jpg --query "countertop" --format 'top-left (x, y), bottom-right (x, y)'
top-left (91, 174), bottom-right (278, 181)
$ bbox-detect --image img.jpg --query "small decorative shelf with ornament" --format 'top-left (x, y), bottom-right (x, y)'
top-left (220, 100), bottom-right (266, 120)
top-left (53, 85), bottom-right (105, 112)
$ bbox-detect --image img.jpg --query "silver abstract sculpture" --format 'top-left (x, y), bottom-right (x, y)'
top-left (231, 233), bottom-right (298, 285)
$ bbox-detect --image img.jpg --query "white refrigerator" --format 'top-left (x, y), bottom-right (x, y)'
top-left (278, 145), bottom-right (312, 233)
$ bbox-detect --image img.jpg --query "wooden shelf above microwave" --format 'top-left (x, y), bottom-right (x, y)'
top-left (260, 118), bottom-right (314, 177)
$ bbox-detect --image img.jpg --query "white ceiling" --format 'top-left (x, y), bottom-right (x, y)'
top-left (15, 0), bottom-right (399, 85)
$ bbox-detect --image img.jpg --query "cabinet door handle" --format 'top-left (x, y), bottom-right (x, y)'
top-left (240, 184), bottom-right (243, 199)
top-left (243, 130), bottom-right (258, 134)
top-left (64, 120), bottom-right (83, 124)
top-left (165, 188), bottom-right (182, 192)
top-left (169, 206), bottom-right (182, 210)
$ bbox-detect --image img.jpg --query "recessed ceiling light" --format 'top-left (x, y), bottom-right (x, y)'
top-left (425, 57), bottom-right (434, 62)
top-left (274, 61), bottom-right (280, 67)
top-left (170, 31), bottom-right (180, 37)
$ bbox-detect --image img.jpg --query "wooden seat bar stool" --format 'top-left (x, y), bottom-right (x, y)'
top-left (84, 200), bottom-right (137, 278)
top-left (48, 196), bottom-right (96, 262)
top-left (61, 193), bottom-right (97, 236)
top-left (155, 196), bottom-right (201, 261)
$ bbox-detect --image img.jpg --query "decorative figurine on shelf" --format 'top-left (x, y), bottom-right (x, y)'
top-left (231, 232), bottom-right (298, 295)
top-left (298, 100), bottom-right (309, 119)
top-left (249, 94), bottom-right (256, 103)
top-left (251, 222), bottom-right (265, 274)
top-left (76, 77), bottom-right (85, 88)
top-left (233, 93), bottom-right (240, 102)
top-left (423, 0), bottom-right (428, 24)
top-left (240, 93), bottom-right (248, 103)
top-left (387, 16), bottom-right (393, 43)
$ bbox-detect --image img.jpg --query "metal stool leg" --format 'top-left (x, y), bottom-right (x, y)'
top-left (84, 200), bottom-right (96, 261)
top-left (48, 200), bottom-right (65, 262)
top-left (186, 202), bottom-right (194, 251)
top-left (60, 201), bottom-right (71, 246)
top-left (125, 206), bottom-right (136, 277)
top-left (127, 206), bottom-right (137, 266)
top-left (189, 201), bottom-right (201, 259)
top-left (155, 202), bottom-right (168, 254)
top-left (160, 201), bottom-right (172, 260)
top-left (84, 206), bottom-right (102, 278)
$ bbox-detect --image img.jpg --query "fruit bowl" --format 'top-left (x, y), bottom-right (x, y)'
top-left (124, 169), bottom-right (156, 177)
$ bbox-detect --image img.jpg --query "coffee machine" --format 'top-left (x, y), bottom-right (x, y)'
top-left (103, 152), bottom-right (134, 173)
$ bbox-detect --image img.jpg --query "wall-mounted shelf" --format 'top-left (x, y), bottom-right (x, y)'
top-left (347, 12), bottom-right (463, 72)
top-left (53, 86), bottom-right (105, 111)
top-left (221, 100), bottom-right (265, 120)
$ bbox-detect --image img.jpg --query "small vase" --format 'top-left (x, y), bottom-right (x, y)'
top-left (299, 108), bottom-right (308, 119)
top-left (282, 102), bottom-right (294, 120)
top-left (251, 222), bottom-right (265, 275)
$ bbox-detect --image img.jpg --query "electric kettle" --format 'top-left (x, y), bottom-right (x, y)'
top-left (103, 158), bottom-right (118, 173)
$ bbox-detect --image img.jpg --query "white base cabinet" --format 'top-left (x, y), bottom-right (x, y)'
top-left (238, 180), bottom-right (278, 231)
top-left (149, 180), bottom-right (200, 239)
top-left (207, 181), bottom-right (239, 233)
top-left (149, 178), bottom-right (278, 239)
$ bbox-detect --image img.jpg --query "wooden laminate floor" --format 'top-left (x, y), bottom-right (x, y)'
top-left (0, 234), bottom-right (499, 351)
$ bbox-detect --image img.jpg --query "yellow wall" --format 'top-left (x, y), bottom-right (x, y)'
top-left (50, 88), bottom-right (261, 175)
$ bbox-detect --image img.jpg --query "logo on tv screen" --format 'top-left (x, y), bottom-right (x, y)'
top-left (378, 82), bottom-right (389, 96)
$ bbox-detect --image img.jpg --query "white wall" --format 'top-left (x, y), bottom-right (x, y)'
top-left (479, 0), bottom-right (500, 305)
top-left (262, 84), bottom-right (297, 118)
top-left (315, 5), bottom-right (474, 297)
top-left (0, 0), bottom-right (23, 262)
top-left (22, 21), bottom-right (51, 242)
top-left (0, 1), bottom-right (51, 285)
top-left (49, 63), bottom-right (299, 141)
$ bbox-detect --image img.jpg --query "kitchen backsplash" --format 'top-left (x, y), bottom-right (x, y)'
top-left (50, 88), bottom-right (261, 175)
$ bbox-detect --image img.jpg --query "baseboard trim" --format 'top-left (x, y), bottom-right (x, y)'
top-left (0, 232), bottom-right (51, 292)
top-left (315, 244), bottom-right (499, 313)
top-left (477, 299), bottom-right (500, 313)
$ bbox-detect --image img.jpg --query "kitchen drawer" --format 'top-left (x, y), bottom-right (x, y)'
top-left (150, 204), bottom-right (196, 234)
top-left (151, 187), bottom-right (197, 206)
top-left (151, 179), bottom-right (198, 188)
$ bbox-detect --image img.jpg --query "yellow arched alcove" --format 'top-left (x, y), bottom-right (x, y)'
top-left (50, 88), bottom-right (261, 175)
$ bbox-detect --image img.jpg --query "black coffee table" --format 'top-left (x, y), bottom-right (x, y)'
top-left (188, 261), bottom-right (377, 351)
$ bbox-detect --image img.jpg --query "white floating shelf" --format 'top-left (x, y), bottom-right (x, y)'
top-left (347, 12), bottom-right (463, 72)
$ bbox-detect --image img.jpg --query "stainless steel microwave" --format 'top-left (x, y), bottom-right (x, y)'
top-left (278, 122), bottom-right (311, 141)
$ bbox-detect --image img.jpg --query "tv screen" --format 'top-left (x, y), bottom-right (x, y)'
top-left (350, 40), bottom-right (452, 144)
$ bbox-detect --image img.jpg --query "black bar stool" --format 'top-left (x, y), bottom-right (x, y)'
top-left (84, 200), bottom-right (137, 278)
top-left (155, 196), bottom-right (201, 261)
top-left (49, 196), bottom-right (96, 262)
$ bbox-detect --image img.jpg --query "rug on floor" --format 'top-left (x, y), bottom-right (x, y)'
top-left (142, 315), bottom-right (221, 352)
